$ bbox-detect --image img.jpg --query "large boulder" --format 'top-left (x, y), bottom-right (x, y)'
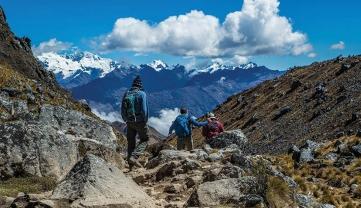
top-left (207, 130), bottom-right (248, 149)
top-left (52, 154), bottom-right (156, 208)
top-left (0, 105), bottom-right (120, 179)
top-left (187, 176), bottom-right (263, 207)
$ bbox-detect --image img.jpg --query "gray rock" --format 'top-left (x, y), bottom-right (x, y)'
top-left (185, 176), bottom-right (202, 188)
top-left (299, 148), bottom-right (314, 163)
top-left (295, 194), bottom-right (319, 208)
top-left (9, 193), bottom-right (51, 208)
top-left (157, 149), bottom-right (207, 162)
top-left (0, 105), bottom-right (119, 179)
top-left (219, 144), bottom-right (242, 155)
top-left (202, 166), bottom-right (222, 182)
top-left (337, 143), bottom-right (352, 156)
top-left (230, 153), bottom-right (252, 168)
top-left (0, 92), bottom-right (28, 119)
top-left (202, 144), bottom-right (213, 154)
top-left (350, 183), bottom-right (359, 194)
top-left (190, 149), bottom-right (209, 161)
top-left (272, 106), bottom-right (292, 120)
top-left (1, 87), bottom-right (20, 97)
top-left (163, 184), bottom-right (183, 194)
top-left (156, 161), bottom-right (178, 181)
top-left (324, 152), bottom-right (338, 162)
top-left (181, 159), bottom-right (201, 172)
top-left (288, 145), bottom-right (300, 154)
top-left (207, 129), bottom-right (248, 149)
top-left (319, 204), bottom-right (335, 208)
top-left (217, 164), bottom-right (241, 179)
top-left (207, 152), bottom-right (222, 162)
top-left (301, 140), bottom-right (321, 151)
top-left (52, 154), bottom-right (156, 208)
top-left (239, 194), bottom-right (264, 207)
top-left (351, 144), bottom-right (361, 156)
top-left (187, 176), bottom-right (262, 207)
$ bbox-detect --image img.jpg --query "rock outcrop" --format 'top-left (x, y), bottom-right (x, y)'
top-left (0, 90), bottom-right (122, 180)
top-left (207, 129), bottom-right (248, 149)
top-left (52, 154), bottom-right (156, 208)
top-left (187, 177), bottom-right (263, 207)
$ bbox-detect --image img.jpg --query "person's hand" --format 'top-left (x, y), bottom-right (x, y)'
top-left (207, 118), bottom-right (212, 123)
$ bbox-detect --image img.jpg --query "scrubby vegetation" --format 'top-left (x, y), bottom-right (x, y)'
top-left (272, 136), bottom-right (361, 207)
top-left (0, 64), bottom-right (97, 119)
top-left (266, 176), bottom-right (295, 208)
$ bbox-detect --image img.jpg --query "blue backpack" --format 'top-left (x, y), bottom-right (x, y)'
top-left (122, 90), bottom-right (143, 122)
top-left (173, 114), bottom-right (191, 137)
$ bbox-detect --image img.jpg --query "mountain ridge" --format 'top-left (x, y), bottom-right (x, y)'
top-left (38, 51), bottom-right (283, 117)
top-left (190, 55), bottom-right (361, 154)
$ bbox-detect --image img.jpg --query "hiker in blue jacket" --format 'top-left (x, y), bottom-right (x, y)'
top-left (121, 75), bottom-right (149, 170)
top-left (168, 108), bottom-right (209, 151)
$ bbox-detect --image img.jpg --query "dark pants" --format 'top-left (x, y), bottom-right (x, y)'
top-left (177, 135), bottom-right (193, 151)
top-left (127, 121), bottom-right (149, 159)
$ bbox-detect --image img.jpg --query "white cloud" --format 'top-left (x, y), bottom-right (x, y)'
top-left (307, 52), bottom-right (317, 58)
top-left (91, 108), bottom-right (123, 123)
top-left (88, 101), bottom-right (123, 123)
top-left (331, 41), bottom-right (345, 50)
top-left (148, 108), bottom-right (180, 136)
top-left (231, 55), bottom-right (249, 65)
top-left (98, 0), bottom-right (312, 58)
top-left (32, 38), bottom-right (72, 56)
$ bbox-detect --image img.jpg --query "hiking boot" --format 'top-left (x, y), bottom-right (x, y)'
top-left (128, 156), bottom-right (142, 171)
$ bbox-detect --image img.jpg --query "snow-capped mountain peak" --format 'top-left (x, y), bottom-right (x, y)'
top-left (38, 51), bottom-right (117, 79)
top-left (206, 62), bottom-right (229, 73)
top-left (239, 62), bottom-right (258, 69)
top-left (38, 52), bottom-right (82, 79)
top-left (148, 60), bottom-right (168, 71)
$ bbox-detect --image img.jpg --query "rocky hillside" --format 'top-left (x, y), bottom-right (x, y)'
top-left (273, 136), bottom-right (361, 207)
top-left (0, 7), bottom-right (58, 88)
top-left (192, 55), bottom-right (361, 154)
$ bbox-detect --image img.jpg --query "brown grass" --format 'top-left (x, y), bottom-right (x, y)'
top-left (0, 176), bottom-right (57, 197)
top-left (266, 176), bottom-right (296, 208)
top-left (272, 136), bottom-right (361, 207)
top-left (0, 64), bottom-right (98, 119)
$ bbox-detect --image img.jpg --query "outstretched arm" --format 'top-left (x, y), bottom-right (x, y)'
top-left (190, 116), bottom-right (208, 127)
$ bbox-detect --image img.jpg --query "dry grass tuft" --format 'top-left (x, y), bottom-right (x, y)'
top-left (266, 176), bottom-right (296, 208)
top-left (272, 136), bottom-right (361, 207)
top-left (0, 176), bottom-right (57, 197)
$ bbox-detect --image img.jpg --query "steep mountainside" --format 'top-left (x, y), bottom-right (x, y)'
top-left (0, 7), bottom-right (57, 87)
top-left (192, 55), bottom-right (361, 154)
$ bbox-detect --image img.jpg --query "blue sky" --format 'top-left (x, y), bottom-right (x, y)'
top-left (1, 0), bottom-right (360, 70)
